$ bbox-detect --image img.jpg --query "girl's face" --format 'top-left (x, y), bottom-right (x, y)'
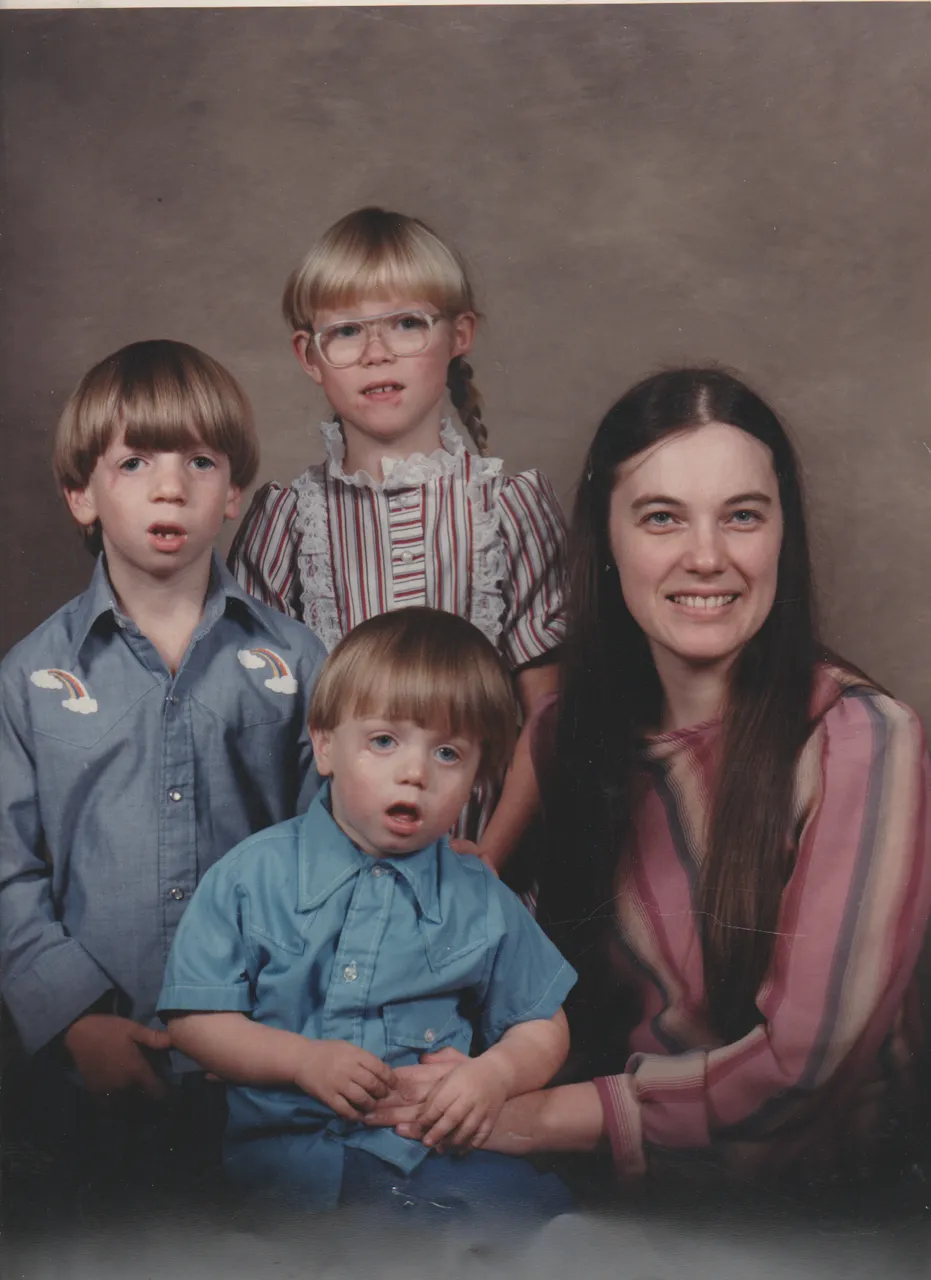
top-left (293, 295), bottom-right (474, 462)
top-left (608, 422), bottom-right (783, 683)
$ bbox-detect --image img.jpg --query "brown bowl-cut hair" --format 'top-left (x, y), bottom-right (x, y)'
top-left (309, 607), bottom-right (517, 786)
top-left (54, 339), bottom-right (259, 555)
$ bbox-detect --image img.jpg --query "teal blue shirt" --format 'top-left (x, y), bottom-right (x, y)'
top-left (158, 785), bottom-right (576, 1196)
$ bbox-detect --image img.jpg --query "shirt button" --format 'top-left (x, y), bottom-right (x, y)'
top-left (169, 887), bottom-right (185, 901)
top-left (400, 551), bottom-right (414, 563)
top-left (343, 961), bottom-right (358, 982)
top-left (423, 1029), bottom-right (436, 1043)
top-left (167, 695), bottom-right (180, 706)
top-left (169, 789), bottom-right (183, 802)
top-left (371, 867), bottom-right (383, 877)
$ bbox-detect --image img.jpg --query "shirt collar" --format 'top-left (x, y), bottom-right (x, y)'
top-left (297, 784), bottom-right (443, 923)
top-left (70, 551), bottom-right (289, 664)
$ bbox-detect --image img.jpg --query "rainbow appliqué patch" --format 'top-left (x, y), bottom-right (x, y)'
top-left (30, 668), bottom-right (99, 714)
top-left (237, 647), bottom-right (298, 695)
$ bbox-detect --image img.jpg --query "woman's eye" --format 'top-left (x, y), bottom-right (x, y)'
top-left (730, 509), bottom-right (761, 526)
top-left (643, 511), bottom-right (675, 528)
top-left (435, 746), bottom-right (461, 764)
top-left (370, 734), bottom-right (396, 751)
top-left (190, 455), bottom-right (216, 472)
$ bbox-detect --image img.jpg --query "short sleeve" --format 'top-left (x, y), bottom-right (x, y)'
top-left (476, 875), bottom-right (577, 1045)
top-left (157, 853), bottom-right (256, 1016)
top-left (496, 471), bottom-right (568, 670)
top-left (228, 483), bottom-right (303, 619)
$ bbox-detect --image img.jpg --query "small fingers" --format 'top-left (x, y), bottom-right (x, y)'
top-left (354, 1065), bottom-right (391, 1101)
top-left (356, 1052), bottom-right (397, 1090)
top-left (341, 1081), bottom-right (379, 1114)
top-left (422, 1098), bottom-right (472, 1149)
top-left (470, 1120), bottom-right (494, 1151)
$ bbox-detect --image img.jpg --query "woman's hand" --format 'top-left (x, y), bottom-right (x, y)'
top-left (364, 1046), bottom-right (467, 1135)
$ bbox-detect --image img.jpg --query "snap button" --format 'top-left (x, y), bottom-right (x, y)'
top-left (169, 789), bottom-right (183, 802)
top-left (169, 887), bottom-right (185, 901)
top-left (423, 1028), bottom-right (436, 1043)
top-left (343, 962), bottom-right (358, 982)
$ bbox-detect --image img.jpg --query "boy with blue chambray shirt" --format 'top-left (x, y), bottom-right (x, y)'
top-left (159, 608), bottom-right (577, 1221)
top-left (0, 340), bottom-right (325, 1214)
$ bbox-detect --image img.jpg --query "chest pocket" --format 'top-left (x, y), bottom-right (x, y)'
top-left (383, 996), bottom-right (471, 1054)
top-left (30, 676), bottom-right (154, 751)
top-left (193, 646), bottom-right (304, 729)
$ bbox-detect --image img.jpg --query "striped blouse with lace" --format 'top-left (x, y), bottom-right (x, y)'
top-left (228, 420), bottom-right (568, 840)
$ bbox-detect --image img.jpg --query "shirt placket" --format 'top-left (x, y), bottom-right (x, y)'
top-left (321, 863), bottom-right (396, 1048)
top-left (385, 489), bottom-right (426, 609)
top-left (159, 671), bottom-right (197, 963)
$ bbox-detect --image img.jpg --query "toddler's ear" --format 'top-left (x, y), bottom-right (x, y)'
top-left (309, 728), bottom-right (334, 775)
top-left (63, 485), bottom-right (99, 528)
top-left (292, 331), bottom-right (324, 386)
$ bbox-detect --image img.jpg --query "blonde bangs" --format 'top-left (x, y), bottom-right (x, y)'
top-left (309, 609), bottom-right (516, 782)
top-left (283, 208), bottom-right (476, 330)
top-left (54, 340), bottom-right (259, 491)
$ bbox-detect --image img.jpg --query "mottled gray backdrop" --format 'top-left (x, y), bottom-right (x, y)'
top-left (2, 4), bottom-right (930, 731)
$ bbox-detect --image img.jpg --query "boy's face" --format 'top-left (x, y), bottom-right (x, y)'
top-left (310, 714), bottom-right (482, 857)
top-left (65, 430), bottom-right (242, 581)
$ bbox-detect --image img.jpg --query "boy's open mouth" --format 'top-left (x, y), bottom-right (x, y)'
top-left (385, 802), bottom-right (422, 835)
top-left (147, 523), bottom-right (188, 552)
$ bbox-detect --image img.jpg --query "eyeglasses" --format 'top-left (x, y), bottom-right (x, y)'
top-left (309, 308), bottom-right (444, 369)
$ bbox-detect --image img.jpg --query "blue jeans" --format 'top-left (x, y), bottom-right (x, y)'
top-left (340, 1146), bottom-right (575, 1222)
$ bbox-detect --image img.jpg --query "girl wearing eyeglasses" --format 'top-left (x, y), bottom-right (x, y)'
top-left (228, 207), bottom-right (567, 872)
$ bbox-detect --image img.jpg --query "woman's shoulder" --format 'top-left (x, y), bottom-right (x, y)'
top-left (807, 662), bottom-right (927, 770)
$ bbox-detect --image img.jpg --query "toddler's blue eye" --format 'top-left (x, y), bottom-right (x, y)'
top-left (190, 455), bottom-right (216, 471)
top-left (435, 746), bottom-right (461, 764)
top-left (370, 734), bottom-right (396, 751)
top-left (119, 457), bottom-right (144, 473)
top-left (333, 322), bottom-right (364, 340)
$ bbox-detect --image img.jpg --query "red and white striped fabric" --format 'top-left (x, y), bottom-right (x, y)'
top-left (228, 421), bottom-right (568, 840)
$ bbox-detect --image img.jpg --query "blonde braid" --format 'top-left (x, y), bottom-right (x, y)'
top-left (447, 356), bottom-right (488, 456)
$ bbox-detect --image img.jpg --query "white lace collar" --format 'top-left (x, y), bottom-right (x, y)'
top-left (318, 417), bottom-right (467, 491)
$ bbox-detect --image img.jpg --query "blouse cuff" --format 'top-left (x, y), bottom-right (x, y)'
top-left (594, 1073), bottom-right (647, 1179)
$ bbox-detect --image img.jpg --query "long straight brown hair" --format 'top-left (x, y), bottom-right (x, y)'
top-left (538, 368), bottom-right (818, 1045)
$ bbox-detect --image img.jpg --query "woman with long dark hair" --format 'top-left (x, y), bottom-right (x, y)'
top-left (370, 368), bottom-right (931, 1190)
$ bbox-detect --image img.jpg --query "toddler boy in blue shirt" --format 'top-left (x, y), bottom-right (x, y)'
top-left (0, 340), bottom-right (325, 1213)
top-left (159, 607), bottom-right (576, 1220)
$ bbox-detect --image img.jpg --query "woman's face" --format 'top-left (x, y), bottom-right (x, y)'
top-left (608, 422), bottom-right (784, 679)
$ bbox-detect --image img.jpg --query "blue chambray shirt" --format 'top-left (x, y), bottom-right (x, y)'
top-left (158, 785), bottom-right (576, 1206)
top-left (0, 553), bottom-right (326, 1058)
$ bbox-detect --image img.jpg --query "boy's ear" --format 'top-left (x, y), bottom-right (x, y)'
top-left (224, 484), bottom-right (243, 522)
top-left (292, 331), bottom-right (324, 386)
top-left (309, 727), bottom-right (333, 776)
top-left (63, 485), bottom-right (99, 529)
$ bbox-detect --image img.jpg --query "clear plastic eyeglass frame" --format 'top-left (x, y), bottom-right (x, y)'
top-left (309, 308), bottom-right (443, 369)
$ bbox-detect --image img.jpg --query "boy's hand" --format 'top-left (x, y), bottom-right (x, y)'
top-left (63, 1014), bottom-right (171, 1100)
top-left (293, 1039), bottom-right (396, 1121)
top-left (414, 1055), bottom-right (510, 1151)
